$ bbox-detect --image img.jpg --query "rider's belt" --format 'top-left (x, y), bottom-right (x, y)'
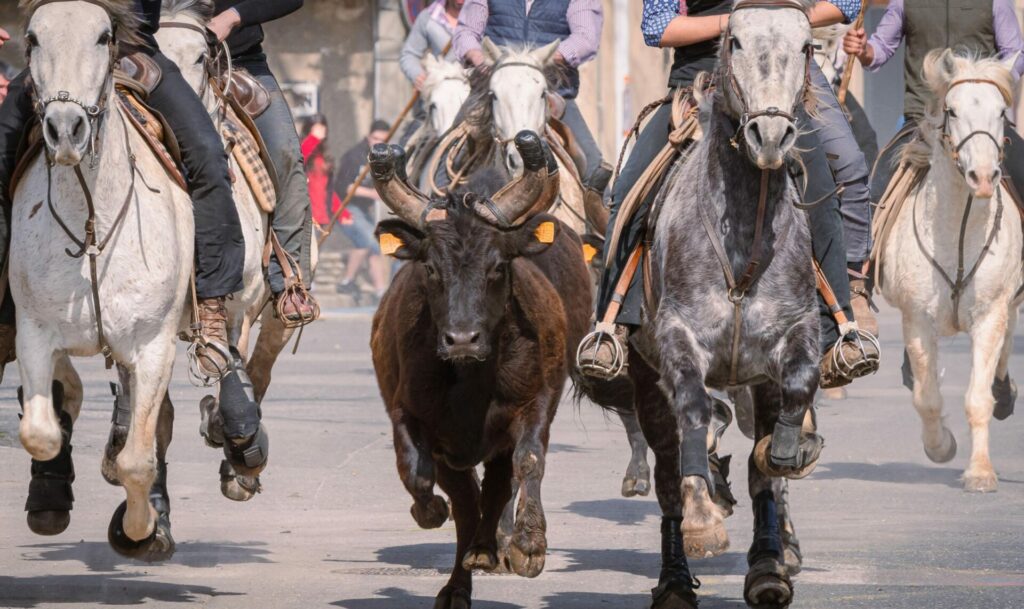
top-left (227, 68), bottom-right (271, 119)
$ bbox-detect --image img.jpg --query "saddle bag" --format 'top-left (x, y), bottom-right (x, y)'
top-left (226, 68), bottom-right (272, 119)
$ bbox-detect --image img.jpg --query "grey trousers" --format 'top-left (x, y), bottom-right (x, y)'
top-left (808, 62), bottom-right (873, 265)
top-left (561, 99), bottom-right (604, 183)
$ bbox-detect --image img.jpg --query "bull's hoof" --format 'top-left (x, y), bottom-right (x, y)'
top-left (621, 471), bottom-right (651, 497)
top-left (754, 432), bottom-right (824, 480)
top-left (508, 531), bottom-right (546, 578)
top-left (683, 518), bottom-right (729, 559)
top-left (650, 579), bottom-right (699, 609)
top-left (924, 427), bottom-right (957, 464)
top-left (433, 585), bottom-right (471, 609)
top-left (744, 557), bottom-right (793, 609)
top-left (411, 495), bottom-right (449, 529)
top-left (462, 546), bottom-right (499, 572)
top-left (993, 375), bottom-right (1016, 421)
top-left (219, 460), bottom-right (261, 502)
top-left (107, 501), bottom-right (176, 562)
top-left (963, 468), bottom-right (998, 493)
top-left (27, 510), bottom-right (70, 536)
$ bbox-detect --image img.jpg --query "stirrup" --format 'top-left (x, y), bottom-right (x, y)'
top-left (576, 322), bottom-right (627, 380)
top-left (821, 323), bottom-right (881, 389)
top-left (182, 332), bottom-right (231, 388)
top-left (275, 281), bottom-right (321, 330)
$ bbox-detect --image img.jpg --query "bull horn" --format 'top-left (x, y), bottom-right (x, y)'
top-left (476, 131), bottom-right (554, 227)
top-left (369, 144), bottom-right (434, 226)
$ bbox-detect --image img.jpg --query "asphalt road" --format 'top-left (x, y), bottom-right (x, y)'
top-left (0, 303), bottom-right (1021, 609)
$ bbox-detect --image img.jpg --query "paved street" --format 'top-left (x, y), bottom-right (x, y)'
top-left (0, 304), bottom-right (1021, 609)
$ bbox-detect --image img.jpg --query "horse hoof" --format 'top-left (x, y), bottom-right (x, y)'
top-left (992, 376), bottom-right (1016, 421)
top-left (223, 424), bottom-right (269, 477)
top-left (682, 519), bottom-right (729, 559)
top-left (462, 546), bottom-right (498, 572)
top-left (434, 585), bottom-right (471, 609)
top-left (963, 470), bottom-right (998, 493)
top-left (508, 532), bottom-right (546, 578)
top-left (219, 460), bottom-right (261, 501)
top-left (107, 501), bottom-right (176, 562)
top-left (621, 475), bottom-right (651, 497)
top-left (27, 510), bottom-right (70, 536)
top-left (924, 428), bottom-right (957, 464)
top-left (754, 433), bottom-right (823, 480)
top-left (411, 495), bottom-right (449, 529)
top-left (744, 557), bottom-right (793, 609)
top-left (650, 579), bottom-right (700, 609)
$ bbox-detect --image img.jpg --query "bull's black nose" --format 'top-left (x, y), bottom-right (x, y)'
top-left (444, 331), bottom-right (480, 347)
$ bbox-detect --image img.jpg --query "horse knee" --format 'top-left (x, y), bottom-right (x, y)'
top-left (19, 396), bottom-right (62, 461)
top-left (115, 451), bottom-right (157, 491)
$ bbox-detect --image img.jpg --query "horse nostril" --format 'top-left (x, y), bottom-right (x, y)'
top-left (71, 116), bottom-right (85, 143)
top-left (781, 124), bottom-right (796, 150)
top-left (747, 123), bottom-right (763, 147)
top-left (45, 119), bottom-right (59, 144)
top-left (966, 170), bottom-right (979, 185)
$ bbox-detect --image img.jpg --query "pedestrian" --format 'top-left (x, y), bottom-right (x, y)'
top-left (300, 114), bottom-right (343, 229)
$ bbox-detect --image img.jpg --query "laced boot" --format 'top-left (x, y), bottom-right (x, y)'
top-left (577, 322), bottom-right (629, 381)
top-left (849, 278), bottom-right (878, 337)
top-left (195, 296), bottom-right (231, 380)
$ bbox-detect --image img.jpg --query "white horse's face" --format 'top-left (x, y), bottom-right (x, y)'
top-left (725, 4), bottom-right (812, 169)
top-left (27, 2), bottom-right (116, 165)
top-left (421, 55), bottom-right (470, 135)
top-left (155, 16), bottom-right (210, 100)
top-left (483, 39), bottom-right (559, 173)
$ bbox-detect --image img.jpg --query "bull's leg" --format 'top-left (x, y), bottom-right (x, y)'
top-left (630, 351), bottom-right (699, 609)
top-left (991, 306), bottom-right (1017, 421)
top-left (462, 452), bottom-right (513, 572)
top-left (961, 309), bottom-right (1008, 493)
top-left (619, 410), bottom-right (652, 497)
top-left (903, 315), bottom-right (957, 463)
top-left (434, 462), bottom-right (480, 609)
top-left (393, 416), bottom-right (448, 528)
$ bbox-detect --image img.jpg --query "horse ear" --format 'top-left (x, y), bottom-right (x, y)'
top-left (481, 37), bottom-right (503, 65)
top-left (1002, 50), bottom-right (1021, 74)
top-left (422, 52), bottom-right (439, 72)
top-left (923, 49), bottom-right (958, 93)
top-left (530, 40), bottom-right (561, 65)
top-left (375, 220), bottom-right (424, 260)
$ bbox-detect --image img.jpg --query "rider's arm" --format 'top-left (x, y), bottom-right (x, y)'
top-left (645, 0), bottom-right (725, 49)
top-left (845, 0), bottom-right (904, 69)
top-left (556, 0), bottom-right (603, 67)
top-left (993, 0), bottom-right (1024, 78)
top-left (228, 0), bottom-right (303, 27)
top-left (400, 12), bottom-right (432, 88)
top-left (452, 0), bottom-right (488, 66)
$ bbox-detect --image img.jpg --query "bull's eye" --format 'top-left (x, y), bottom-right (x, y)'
top-left (489, 262), bottom-right (508, 280)
top-left (423, 263), bottom-right (438, 279)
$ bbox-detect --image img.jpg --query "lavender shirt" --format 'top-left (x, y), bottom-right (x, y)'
top-left (452, 0), bottom-right (603, 67)
top-left (867, 0), bottom-right (1024, 78)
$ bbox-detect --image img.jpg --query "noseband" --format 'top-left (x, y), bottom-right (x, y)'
top-left (940, 78), bottom-right (1011, 176)
top-left (720, 0), bottom-right (813, 145)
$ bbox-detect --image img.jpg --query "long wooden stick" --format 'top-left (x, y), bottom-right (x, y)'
top-left (836, 1), bottom-right (868, 110)
top-left (318, 41), bottom-right (453, 246)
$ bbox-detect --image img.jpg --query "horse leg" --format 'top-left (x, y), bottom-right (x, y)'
top-left (462, 452), bottom-right (513, 572)
top-left (903, 315), bottom-right (957, 463)
top-left (106, 338), bottom-right (175, 561)
top-left (147, 391), bottom-right (176, 557)
top-left (991, 306), bottom-right (1017, 421)
top-left (23, 354), bottom-right (80, 535)
top-left (102, 364), bottom-right (132, 485)
top-left (630, 351), bottom-right (700, 609)
top-left (619, 409), bottom-right (652, 497)
top-left (16, 324), bottom-right (61, 461)
top-left (775, 478), bottom-right (803, 574)
top-left (246, 309), bottom-right (295, 405)
top-left (393, 415), bottom-right (448, 529)
top-left (961, 310), bottom-right (1008, 492)
top-left (434, 462), bottom-right (480, 609)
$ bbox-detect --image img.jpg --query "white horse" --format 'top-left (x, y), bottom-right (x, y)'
top-left (14, 0), bottom-right (190, 557)
top-left (879, 50), bottom-right (1022, 492)
top-left (408, 53), bottom-right (470, 190)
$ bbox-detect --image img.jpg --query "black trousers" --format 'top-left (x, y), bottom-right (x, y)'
top-left (597, 98), bottom-right (852, 353)
top-left (0, 53), bottom-right (244, 302)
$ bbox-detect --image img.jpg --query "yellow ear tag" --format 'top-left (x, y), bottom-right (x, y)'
top-left (582, 243), bottom-right (598, 263)
top-left (379, 232), bottom-right (404, 256)
top-left (534, 221), bottom-right (555, 244)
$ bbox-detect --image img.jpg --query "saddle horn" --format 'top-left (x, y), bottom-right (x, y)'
top-left (474, 130), bottom-right (557, 227)
top-left (370, 144), bottom-right (442, 227)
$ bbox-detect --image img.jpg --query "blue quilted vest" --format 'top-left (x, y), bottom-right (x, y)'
top-left (484, 0), bottom-right (580, 98)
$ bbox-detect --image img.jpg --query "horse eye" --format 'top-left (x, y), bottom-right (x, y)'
top-left (947, 108), bottom-right (958, 119)
top-left (195, 53), bottom-right (208, 66)
top-left (25, 32), bottom-right (38, 48)
top-left (730, 37), bottom-right (742, 52)
top-left (97, 31), bottom-right (112, 46)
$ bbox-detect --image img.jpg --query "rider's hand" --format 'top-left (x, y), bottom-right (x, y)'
top-left (414, 73), bottom-right (426, 91)
top-left (465, 48), bottom-right (485, 67)
top-left (0, 28), bottom-right (10, 49)
top-left (842, 28), bottom-right (873, 65)
top-left (207, 9), bottom-right (242, 42)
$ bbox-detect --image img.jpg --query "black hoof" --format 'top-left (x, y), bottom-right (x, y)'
top-left (433, 584), bottom-right (471, 609)
top-left (411, 495), bottom-right (449, 529)
top-left (650, 579), bottom-right (699, 609)
top-left (993, 375), bottom-right (1016, 421)
top-left (744, 557), bottom-right (792, 609)
top-left (107, 500), bottom-right (176, 562)
top-left (27, 510), bottom-right (70, 536)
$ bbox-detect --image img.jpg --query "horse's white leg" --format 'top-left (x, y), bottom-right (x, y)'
top-left (902, 315), bottom-right (957, 463)
top-left (17, 323), bottom-right (61, 460)
top-left (961, 309), bottom-right (1008, 493)
top-left (116, 337), bottom-right (176, 540)
top-left (53, 354), bottom-right (83, 422)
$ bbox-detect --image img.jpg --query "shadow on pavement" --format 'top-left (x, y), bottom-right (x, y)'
top-left (21, 541), bottom-right (273, 572)
top-left (332, 587), bottom-right (521, 609)
top-left (0, 574), bottom-right (239, 606)
top-left (809, 461), bottom-right (963, 487)
top-left (371, 543), bottom-right (453, 572)
top-left (540, 591), bottom-right (654, 608)
top-left (564, 498), bottom-right (660, 526)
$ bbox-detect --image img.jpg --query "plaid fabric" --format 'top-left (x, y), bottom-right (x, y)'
top-left (222, 106), bottom-right (277, 213)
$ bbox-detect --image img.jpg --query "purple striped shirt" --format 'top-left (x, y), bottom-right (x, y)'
top-left (452, 0), bottom-right (603, 67)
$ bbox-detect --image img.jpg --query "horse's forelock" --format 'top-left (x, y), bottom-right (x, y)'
top-left (21, 0), bottom-right (145, 52)
top-left (926, 51), bottom-right (1014, 109)
top-left (161, 0), bottom-right (215, 22)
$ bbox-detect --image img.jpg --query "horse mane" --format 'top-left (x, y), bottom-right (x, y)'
top-left (20, 0), bottom-right (145, 52)
top-left (161, 0), bottom-right (214, 21)
top-left (422, 58), bottom-right (466, 94)
top-left (901, 50), bottom-right (1015, 169)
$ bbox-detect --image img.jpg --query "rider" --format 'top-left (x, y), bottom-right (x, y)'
top-left (206, 0), bottom-right (319, 325)
top-left (451, 0), bottom-right (606, 185)
top-left (578, 0), bottom-right (878, 390)
top-left (842, 0), bottom-right (1024, 208)
top-left (398, 0), bottom-right (462, 144)
top-left (0, 1), bottom-right (243, 377)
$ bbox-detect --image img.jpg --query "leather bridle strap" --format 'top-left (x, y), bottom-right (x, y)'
top-left (941, 79), bottom-right (1010, 175)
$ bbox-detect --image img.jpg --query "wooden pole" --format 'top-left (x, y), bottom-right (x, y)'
top-left (317, 41), bottom-right (453, 247)
top-left (836, 1), bottom-right (869, 110)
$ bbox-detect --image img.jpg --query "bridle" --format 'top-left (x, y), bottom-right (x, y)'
top-left (719, 0), bottom-right (813, 146)
top-left (488, 59), bottom-right (548, 147)
top-left (940, 78), bottom-right (1011, 177)
top-left (159, 19), bottom-right (232, 127)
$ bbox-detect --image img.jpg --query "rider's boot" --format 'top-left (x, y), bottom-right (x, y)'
top-left (273, 282), bottom-right (319, 328)
top-left (577, 322), bottom-right (630, 381)
top-left (195, 296), bottom-right (232, 380)
top-left (849, 275), bottom-right (878, 337)
top-left (22, 382), bottom-right (75, 535)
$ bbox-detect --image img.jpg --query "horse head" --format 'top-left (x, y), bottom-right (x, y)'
top-left (23, 0), bottom-right (138, 165)
top-left (156, 0), bottom-right (216, 106)
top-left (370, 132), bottom-right (558, 362)
top-left (924, 49), bottom-right (1016, 199)
top-left (719, 0), bottom-right (815, 169)
top-left (421, 54), bottom-right (471, 136)
top-left (479, 38), bottom-right (560, 175)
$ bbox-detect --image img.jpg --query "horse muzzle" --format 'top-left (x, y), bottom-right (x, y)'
top-left (43, 105), bottom-right (92, 166)
top-left (964, 166), bottom-right (1000, 200)
top-left (743, 115), bottom-right (796, 170)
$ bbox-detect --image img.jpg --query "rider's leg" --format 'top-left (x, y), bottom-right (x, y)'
top-left (1002, 123), bottom-right (1024, 200)
top-left (0, 69), bottom-right (31, 364)
top-left (148, 53), bottom-right (244, 377)
top-left (560, 99), bottom-right (604, 184)
top-left (869, 119), bottom-right (920, 206)
top-left (237, 60), bottom-right (317, 324)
